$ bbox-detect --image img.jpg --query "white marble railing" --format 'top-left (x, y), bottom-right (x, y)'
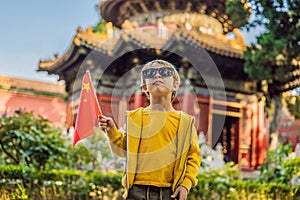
top-left (198, 132), bottom-right (226, 172)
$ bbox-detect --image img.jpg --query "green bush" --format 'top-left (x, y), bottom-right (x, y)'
top-left (1, 111), bottom-right (299, 199)
top-left (258, 143), bottom-right (299, 185)
top-left (0, 110), bottom-right (67, 170)
top-left (190, 159), bottom-right (300, 200)
top-left (1, 160), bottom-right (299, 200)
top-left (0, 165), bottom-right (123, 200)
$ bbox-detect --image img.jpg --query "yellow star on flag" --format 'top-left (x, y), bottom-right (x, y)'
top-left (83, 82), bottom-right (90, 93)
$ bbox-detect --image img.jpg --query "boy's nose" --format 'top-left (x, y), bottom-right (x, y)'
top-left (154, 70), bottom-right (161, 78)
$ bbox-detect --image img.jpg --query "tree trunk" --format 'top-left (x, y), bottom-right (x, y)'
top-left (269, 94), bottom-right (282, 144)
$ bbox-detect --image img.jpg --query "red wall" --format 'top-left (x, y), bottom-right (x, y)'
top-left (0, 90), bottom-right (67, 127)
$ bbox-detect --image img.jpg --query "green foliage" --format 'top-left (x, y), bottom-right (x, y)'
top-left (191, 162), bottom-right (240, 199)
top-left (66, 143), bottom-right (97, 170)
top-left (0, 165), bottom-right (123, 200)
top-left (285, 94), bottom-right (300, 118)
top-left (1, 111), bottom-right (299, 199)
top-left (226, 0), bottom-right (251, 28)
top-left (191, 178), bottom-right (299, 200)
top-left (243, 0), bottom-right (300, 94)
top-left (258, 143), bottom-right (299, 184)
top-left (0, 109), bottom-right (117, 172)
top-left (201, 162), bottom-right (240, 182)
top-left (65, 129), bottom-right (121, 171)
top-left (11, 184), bottom-right (28, 200)
top-left (87, 170), bottom-right (123, 199)
top-left (244, 34), bottom-right (287, 81)
top-left (1, 160), bottom-right (299, 199)
top-left (0, 109), bottom-right (67, 170)
top-left (93, 18), bottom-right (107, 34)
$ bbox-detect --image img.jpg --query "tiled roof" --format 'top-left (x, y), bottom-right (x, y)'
top-left (0, 75), bottom-right (66, 95)
top-left (178, 29), bottom-right (245, 59)
top-left (38, 26), bottom-right (246, 73)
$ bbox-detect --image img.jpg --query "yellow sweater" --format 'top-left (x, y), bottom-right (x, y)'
top-left (134, 110), bottom-right (180, 187)
top-left (106, 108), bottom-right (201, 198)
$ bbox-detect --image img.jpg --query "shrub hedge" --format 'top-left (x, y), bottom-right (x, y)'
top-left (1, 159), bottom-right (299, 199)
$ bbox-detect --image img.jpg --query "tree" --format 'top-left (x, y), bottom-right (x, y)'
top-left (226, 0), bottom-right (251, 28)
top-left (0, 109), bottom-right (67, 170)
top-left (93, 18), bottom-right (107, 34)
top-left (240, 0), bottom-right (300, 134)
top-left (66, 143), bottom-right (99, 170)
top-left (284, 92), bottom-right (300, 118)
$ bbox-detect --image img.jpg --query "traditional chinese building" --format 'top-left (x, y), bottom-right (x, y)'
top-left (38, 0), bottom-right (269, 170)
top-left (278, 105), bottom-right (300, 150)
top-left (0, 75), bottom-right (67, 127)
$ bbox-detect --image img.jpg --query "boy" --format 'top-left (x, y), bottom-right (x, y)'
top-left (98, 59), bottom-right (201, 200)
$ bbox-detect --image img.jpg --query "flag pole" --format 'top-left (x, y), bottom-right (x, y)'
top-left (126, 113), bottom-right (129, 189)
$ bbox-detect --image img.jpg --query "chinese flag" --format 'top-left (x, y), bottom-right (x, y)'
top-left (72, 71), bottom-right (101, 147)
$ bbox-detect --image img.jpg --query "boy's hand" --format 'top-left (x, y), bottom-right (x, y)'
top-left (171, 186), bottom-right (188, 200)
top-left (97, 115), bottom-right (114, 132)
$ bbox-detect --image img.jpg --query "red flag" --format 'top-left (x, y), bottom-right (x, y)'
top-left (72, 71), bottom-right (101, 147)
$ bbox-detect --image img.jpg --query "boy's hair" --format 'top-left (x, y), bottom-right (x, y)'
top-left (141, 59), bottom-right (181, 101)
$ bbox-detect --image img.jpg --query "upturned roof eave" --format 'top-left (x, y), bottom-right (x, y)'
top-left (38, 28), bottom-right (246, 76)
top-left (38, 42), bottom-right (80, 74)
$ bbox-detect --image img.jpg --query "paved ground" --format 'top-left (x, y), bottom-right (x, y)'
top-left (241, 170), bottom-right (260, 180)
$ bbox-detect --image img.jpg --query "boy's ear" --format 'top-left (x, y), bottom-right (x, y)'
top-left (173, 81), bottom-right (179, 91)
top-left (141, 84), bottom-right (147, 92)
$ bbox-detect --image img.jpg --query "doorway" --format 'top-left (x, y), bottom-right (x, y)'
top-left (212, 114), bottom-right (239, 163)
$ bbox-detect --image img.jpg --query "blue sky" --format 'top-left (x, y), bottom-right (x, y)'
top-left (0, 0), bottom-right (100, 83)
top-left (0, 1), bottom-right (262, 83)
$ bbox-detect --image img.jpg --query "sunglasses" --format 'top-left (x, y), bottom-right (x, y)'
top-left (142, 67), bottom-right (174, 79)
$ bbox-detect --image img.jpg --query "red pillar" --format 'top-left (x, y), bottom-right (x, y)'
top-left (239, 103), bottom-right (253, 170)
top-left (256, 102), bottom-right (269, 166)
top-left (182, 93), bottom-right (196, 116)
top-left (251, 103), bottom-right (258, 168)
top-left (134, 91), bottom-right (143, 109)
